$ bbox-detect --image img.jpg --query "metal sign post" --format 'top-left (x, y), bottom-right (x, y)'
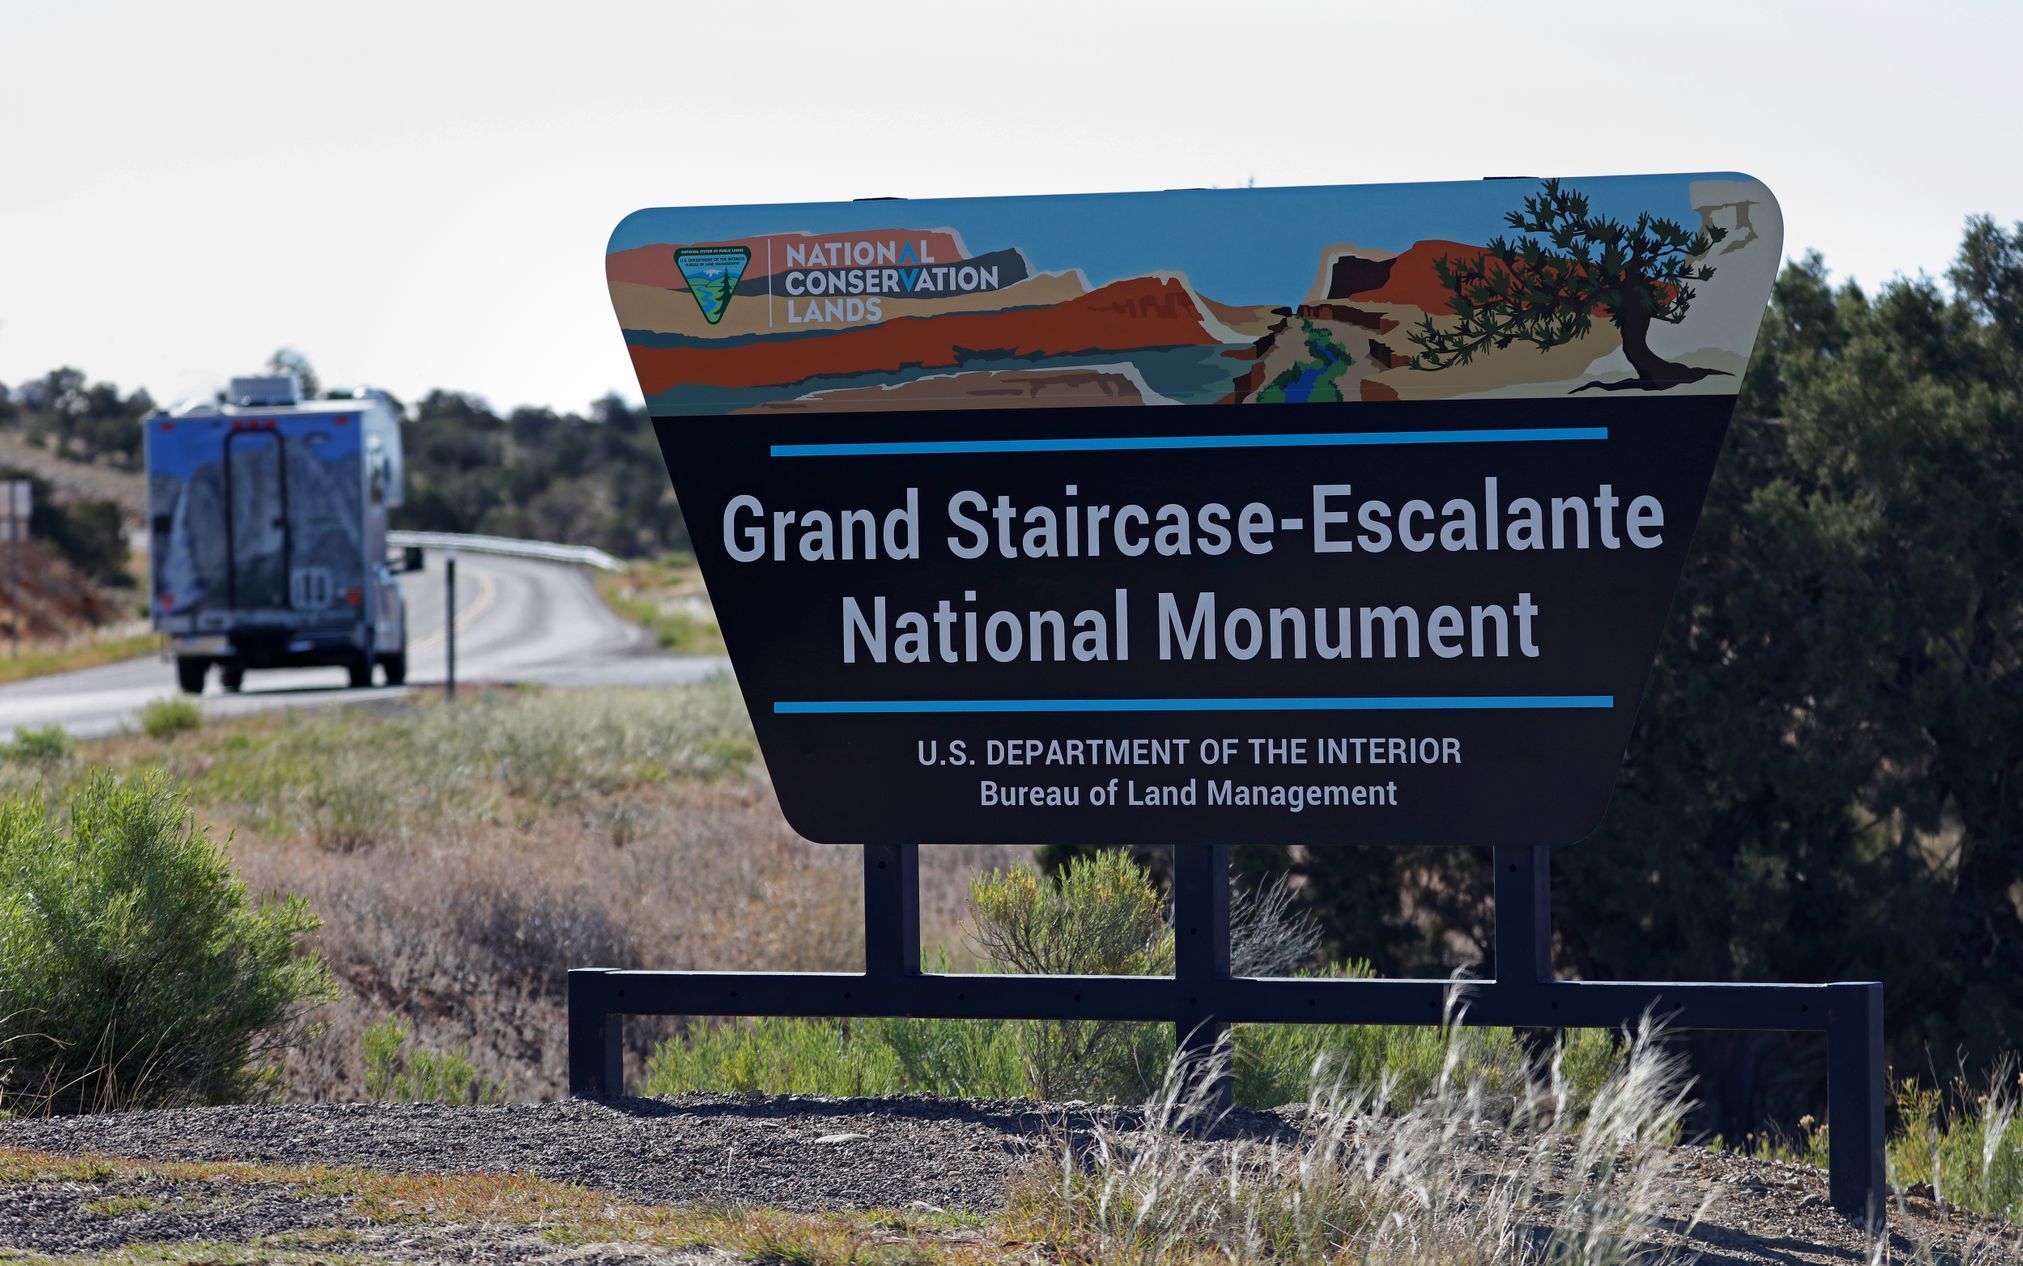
top-left (444, 548), bottom-right (457, 701)
top-left (4, 480), bottom-right (28, 659)
top-left (582, 175), bottom-right (1888, 1224)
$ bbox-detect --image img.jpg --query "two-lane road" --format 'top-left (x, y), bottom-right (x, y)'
top-left (0, 553), bottom-right (727, 740)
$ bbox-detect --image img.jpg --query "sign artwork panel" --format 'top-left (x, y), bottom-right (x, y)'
top-left (607, 174), bottom-right (1781, 846)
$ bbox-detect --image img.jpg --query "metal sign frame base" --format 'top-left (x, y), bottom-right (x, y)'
top-left (567, 843), bottom-right (1885, 1226)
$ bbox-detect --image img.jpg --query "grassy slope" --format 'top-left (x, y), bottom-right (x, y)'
top-left (2, 683), bottom-right (1020, 1102)
top-left (593, 552), bottom-right (723, 655)
top-left (0, 628), bottom-right (160, 687)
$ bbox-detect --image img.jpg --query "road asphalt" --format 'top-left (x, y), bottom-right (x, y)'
top-left (0, 551), bottom-right (728, 740)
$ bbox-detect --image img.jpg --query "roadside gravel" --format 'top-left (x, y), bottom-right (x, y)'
top-left (3, 1096), bottom-right (2018, 1264)
top-left (0, 1095), bottom-right (1103, 1213)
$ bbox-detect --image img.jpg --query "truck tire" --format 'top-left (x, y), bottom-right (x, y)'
top-left (176, 657), bottom-right (208, 694)
top-left (347, 652), bottom-right (374, 689)
top-left (379, 651), bottom-right (407, 686)
top-left (221, 665), bottom-right (245, 693)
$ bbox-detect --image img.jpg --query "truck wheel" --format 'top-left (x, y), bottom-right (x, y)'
top-left (175, 657), bottom-right (208, 694)
top-left (347, 653), bottom-right (374, 689)
top-left (221, 665), bottom-right (245, 693)
top-left (379, 651), bottom-right (407, 686)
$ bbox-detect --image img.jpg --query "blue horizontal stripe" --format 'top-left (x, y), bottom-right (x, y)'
top-left (770, 426), bottom-right (1606, 458)
top-left (774, 695), bottom-right (1613, 715)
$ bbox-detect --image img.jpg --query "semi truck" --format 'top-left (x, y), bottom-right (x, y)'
top-left (146, 373), bottom-right (408, 693)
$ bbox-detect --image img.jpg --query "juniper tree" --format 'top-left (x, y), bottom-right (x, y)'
top-left (1409, 178), bottom-right (1726, 389)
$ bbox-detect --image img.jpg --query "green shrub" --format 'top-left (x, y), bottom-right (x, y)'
top-left (644, 1015), bottom-right (904, 1097)
top-left (1886, 1067), bottom-right (2023, 1223)
top-left (970, 850), bottom-right (1173, 1101)
top-left (0, 771), bottom-right (335, 1112)
top-left (644, 852), bottom-right (1633, 1114)
top-left (4, 726), bottom-right (73, 764)
top-left (138, 696), bottom-right (202, 739)
top-left (361, 1019), bottom-right (505, 1105)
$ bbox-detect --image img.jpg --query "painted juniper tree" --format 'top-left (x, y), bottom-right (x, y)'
top-left (1409, 178), bottom-right (1727, 390)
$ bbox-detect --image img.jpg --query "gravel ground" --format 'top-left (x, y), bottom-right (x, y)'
top-left (2, 1096), bottom-right (2018, 1264)
top-left (0, 1095), bottom-right (1067, 1213)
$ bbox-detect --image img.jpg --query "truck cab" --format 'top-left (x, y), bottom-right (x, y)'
top-left (146, 373), bottom-right (408, 693)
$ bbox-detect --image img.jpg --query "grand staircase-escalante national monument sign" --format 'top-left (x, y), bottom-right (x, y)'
top-left (603, 173), bottom-right (1780, 849)
top-left (573, 176), bottom-right (1890, 1223)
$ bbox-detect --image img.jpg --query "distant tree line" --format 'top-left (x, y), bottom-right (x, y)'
top-left (393, 389), bottom-right (689, 558)
top-left (1049, 217), bottom-right (2023, 1142)
top-left (0, 364), bottom-right (691, 568)
top-left (0, 367), bottom-right (154, 469)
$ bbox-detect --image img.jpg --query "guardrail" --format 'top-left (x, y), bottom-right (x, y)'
top-left (387, 530), bottom-right (625, 573)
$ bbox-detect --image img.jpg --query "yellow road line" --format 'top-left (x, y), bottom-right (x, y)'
top-left (408, 564), bottom-right (498, 655)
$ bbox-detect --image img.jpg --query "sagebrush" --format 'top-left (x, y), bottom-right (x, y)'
top-left (0, 770), bottom-right (334, 1112)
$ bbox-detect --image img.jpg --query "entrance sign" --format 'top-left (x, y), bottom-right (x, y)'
top-left (582, 175), bottom-right (1887, 1224)
top-left (606, 174), bottom-right (1782, 847)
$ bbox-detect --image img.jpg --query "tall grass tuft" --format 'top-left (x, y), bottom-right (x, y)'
top-left (137, 695), bottom-right (201, 739)
top-left (1006, 1016), bottom-right (1696, 1266)
top-left (1889, 1063), bottom-right (2023, 1224)
top-left (0, 771), bottom-right (335, 1113)
top-left (360, 1018), bottom-right (506, 1105)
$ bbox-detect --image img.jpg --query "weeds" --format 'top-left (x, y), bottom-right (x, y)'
top-left (1006, 1017), bottom-right (1695, 1266)
top-left (648, 853), bottom-right (1632, 1116)
top-left (360, 1019), bottom-right (506, 1105)
top-left (3, 725), bottom-right (73, 764)
top-left (136, 695), bottom-right (201, 739)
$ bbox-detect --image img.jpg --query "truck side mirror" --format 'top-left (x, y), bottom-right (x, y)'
top-left (402, 546), bottom-right (425, 573)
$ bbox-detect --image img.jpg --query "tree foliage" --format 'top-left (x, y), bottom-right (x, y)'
top-left (1245, 218), bottom-right (2023, 1135)
top-left (0, 367), bottom-right (152, 467)
top-left (1409, 178), bottom-right (1726, 387)
top-left (396, 389), bottom-right (689, 556)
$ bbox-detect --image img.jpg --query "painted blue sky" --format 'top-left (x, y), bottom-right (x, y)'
top-left (610, 173), bottom-right (1732, 307)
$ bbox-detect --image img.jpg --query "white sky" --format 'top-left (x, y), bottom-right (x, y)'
top-left (2, 0), bottom-right (2016, 415)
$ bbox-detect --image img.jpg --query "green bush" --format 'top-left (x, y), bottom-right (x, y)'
top-left (970, 850), bottom-right (1174, 1101)
top-left (642, 954), bottom-right (1028, 1101)
top-left (361, 1019), bottom-right (505, 1105)
top-left (646, 852), bottom-right (1633, 1113)
top-left (645, 1015), bottom-right (904, 1098)
top-left (138, 696), bottom-right (202, 740)
top-left (1888, 1067), bottom-right (2023, 1222)
top-left (4, 726), bottom-right (73, 764)
top-left (0, 771), bottom-right (334, 1113)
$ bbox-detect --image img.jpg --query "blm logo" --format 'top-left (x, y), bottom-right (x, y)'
top-left (675, 246), bottom-right (751, 325)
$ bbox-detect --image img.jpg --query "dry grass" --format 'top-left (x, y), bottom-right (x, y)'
top-left (5, 683), bottom-right (1028, 1102)
top-left (0, 625), bottom-right (159, 687)
top-left (0, 1146), bottom-right (995, 1263)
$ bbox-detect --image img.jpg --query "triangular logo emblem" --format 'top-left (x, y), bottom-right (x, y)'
top-left (675, 246), bottom-right (751, 325)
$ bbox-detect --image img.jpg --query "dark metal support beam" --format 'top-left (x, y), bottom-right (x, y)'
top-left (1828, 982), bottom-right (1886, 1226)
top-left (862, 844), bottom-right (920, 980)
top-left (1171, 843), bottom-right (1233, 1116)
top-left (566, 842), bottom-right (1887, 1225)
top-left (1493, 845), bottom-right (1552, 985)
